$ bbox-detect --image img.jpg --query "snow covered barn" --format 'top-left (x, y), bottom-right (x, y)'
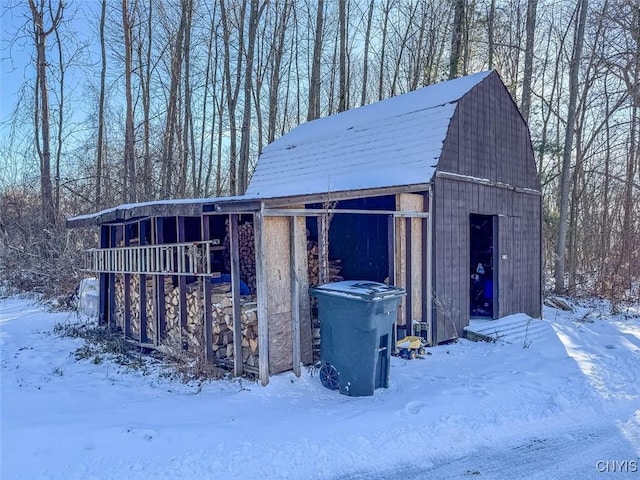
top-left (68, 70), bottom-right (542, 385)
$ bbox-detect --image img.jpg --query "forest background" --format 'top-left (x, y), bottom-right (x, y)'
top-left (0, 0), bottom-right (637, 304)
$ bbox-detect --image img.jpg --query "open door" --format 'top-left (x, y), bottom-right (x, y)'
top-left (469, 214), bottom-right (498, 318)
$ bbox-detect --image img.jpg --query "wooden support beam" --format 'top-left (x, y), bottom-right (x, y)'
top-left (229, 214), bottom-right (243, 376)
top-left (427, 189), bottom-right (435, 345)
top-left (395, 193), bottom-right (425, 332)
top-left (123, 225), bottom-right (132, 338)
top-left (290, 217), bottom-right (301, 377)
top-left (155, 217), bottom-right (166, 343)
top-left (405, 216), bottom-right (413, 332)
top-left (254, 212), bottom-right (270, 385)
top-left (201, 215), bottom-right (213, 361)
top-left (422, 193), bottom-right (431, 344)
top-left (317, 215), bottom-right (329, 285)
top-left (177, 217), bottom-right (187, 335)
top-left (139, 219), bottom-right (148, 344)
top-left (99, 225), bottom-right (109, 326)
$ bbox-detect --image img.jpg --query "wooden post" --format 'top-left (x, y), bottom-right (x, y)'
top-left (423, 193), bottom-right (432, 345)
top-left (123, 224), bottom-right (131, 338)
top-left (387, 216), bottom-right (395, 284)
top-left (108, 225), bottom-right (117, 331)
top-left (395, 193), bottom-right (424, 334)
top-left (254, 211), bottom-right (270, 385)
top-left (426, 188), bottom-right (434, 345)
top-left (177, 217), bottom-right (187, 337)
top-left (155, 217), bottom-right (166, 343)
top-left (229, 214), bottom-right (243, 376)
top-left (405, 216), bottom-right (413, 334)
top-left (139, 219), bottom-right (148, 344)
top-left (99, 225), bottom-right (109, 326)
top-left (201, 215), bottom-right (213, 360)
top-left (290, 216), bottom-right (301, 377)
top-left (317, 215), bottom-right (329, 285)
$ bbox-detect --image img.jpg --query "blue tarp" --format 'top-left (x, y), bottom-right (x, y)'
top-left (211, 274), bottom-right (251, 295)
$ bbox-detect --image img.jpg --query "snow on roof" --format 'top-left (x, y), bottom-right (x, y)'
top-left (246, 71), bottom-right (492, 198)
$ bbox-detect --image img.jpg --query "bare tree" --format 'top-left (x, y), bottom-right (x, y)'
top-left (449, 0), bottom-right (465, 79)
top-left (267, 1), bottom-right (293, 143)
top-left (121, 0), bottom-right (137, 203)
top-left (338, 0), bottom-right (348, 112)
top-left (554, 0), bottom-right (588, 294)
top-left (96, 0), bottom-right (107, 208)
top-left (238, 0), bottom-right (266, 194)
top-left (28, 0), bottom-right (63, 227)
top-left (377, 0), bottom-right (393, 100)
top-left (360, 0), bottom-right (374, 106)
top-left (521, 0), bottom-right (538, 122)
top-left (308, 0), bottom-right (324, 121)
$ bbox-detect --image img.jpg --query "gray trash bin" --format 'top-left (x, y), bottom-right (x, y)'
top-left (309, 281), bottom-right (406, 396)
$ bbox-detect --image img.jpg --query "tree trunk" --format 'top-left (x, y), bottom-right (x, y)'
top-left (53, 20), bottom-right (64, 213)
top-left (449, 0), bottom-right (465, 79)
top-left (361, 0), bottom-right (374, 106)
top-left (238, 0), bottom-right (265, 194)
top-left (122, 0), bottom-right (137, 203)
top-left (138, 1), bottom-right (153, 200)
top-left (267, 1), bottom-right (291, 144)
top-left (521, 0), bottom-right (538, 122)
top-left (487, 0), bottom-right (496, 69)
top-left (180, 0), bottom-right (194, 197)
top-left (28, 0), bottom-right (61, 228)
top-left (307, 0), bottom-right (324, 121)
top-left (554, 0), bottom-right (588, 294)
top-left (96, 0), bottom-right (107, 208)
top-left (220, 0), bottom-right (245, 196)
top-left (338, 0), bottom-right (347, 112)
top-left (161, 0), bottom-right (188, 197)
top-left (378, 0), bottom-right (392, 100)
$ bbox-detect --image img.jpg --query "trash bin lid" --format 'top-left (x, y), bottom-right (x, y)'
top-left (310, 281), bottom-right (405, 301)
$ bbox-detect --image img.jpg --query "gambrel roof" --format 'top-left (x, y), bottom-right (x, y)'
top-left (67, 71), bottom-right (505, 227)
top-left (246, 70), bottom-right (493, 199)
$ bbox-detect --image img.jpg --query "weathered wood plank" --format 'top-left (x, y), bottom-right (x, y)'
top-left (254, 213), bottom-right (270, 385)
top-left (229, 214), bottom-right (243, 376)
top-left (201, 215), bottom-right (213, 360)
top-left (264, 216), bottom-right (293, 374)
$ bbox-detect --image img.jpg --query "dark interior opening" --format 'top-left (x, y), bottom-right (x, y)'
top-left (470, 213), bottom-right (495, 317)
top-left (306, 196), bottom-right (393, 283)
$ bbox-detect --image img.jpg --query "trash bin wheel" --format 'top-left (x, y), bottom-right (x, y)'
top-left (319, 363), bottom-right (340, 390)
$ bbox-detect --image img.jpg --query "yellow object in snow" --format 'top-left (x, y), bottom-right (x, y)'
top-left (395, 335), bottom-right (427, 359)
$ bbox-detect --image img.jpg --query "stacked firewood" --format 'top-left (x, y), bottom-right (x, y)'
top-left (211, 295), bottom-right (260, 367)
top-left (114, 274), bottom-right (125, 330)
top-left (224, 221), bottom-right (257, 294)
top-left (306, 240), bottom-right (344, 287)
top-left (114, 275), bottom-right (158, 342)
top-left (163, 282), bottom-right (259, 367)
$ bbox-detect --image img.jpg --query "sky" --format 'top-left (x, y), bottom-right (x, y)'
top-left (1, 2), bottom-right (33, 126)
top-left (0, 1), bottom-right (102, 128)
top-left (1, 294), bottom-right (639, 479)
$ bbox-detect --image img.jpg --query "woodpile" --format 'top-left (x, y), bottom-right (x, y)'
top-left (162, 281), bottom-right (260, 367)
top-left (115, 273), bottom-right (259, 369)
top-left (114, 274), bottom-right (157, 342)
top-left (306, 240), bottom-right (344, 287)
top-left (114, 274), bottom-right (125, 330)
top-left (211, 295), bottom-right (260, 367)
top-left (224, 221), bottom-right (257, 294)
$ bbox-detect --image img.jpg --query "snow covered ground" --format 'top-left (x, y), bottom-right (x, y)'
top-left (1, 297), bottom-right (639, 479)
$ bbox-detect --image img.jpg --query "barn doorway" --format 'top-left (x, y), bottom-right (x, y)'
top-left (469, 214), bottom-right (497, 318)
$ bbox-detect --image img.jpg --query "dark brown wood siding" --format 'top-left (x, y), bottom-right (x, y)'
top-left (438, 71), bottom-right (539, 191)
top-left (432, 71), bottom-right (541, 343)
